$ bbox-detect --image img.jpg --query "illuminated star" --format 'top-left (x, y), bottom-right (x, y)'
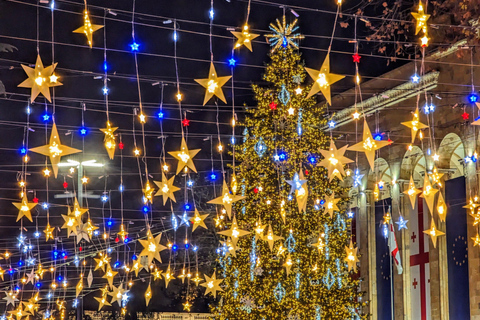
top-left (295, 87), bottom-right (303, 95)
top-left (286, 172), bottom-right (307, 194)
top-left (76, 278), bottom-right (83, 298)
top-left (352, 53), bottom-right (361, 63)
top-left (318, 139), bottom-right (353, 181)
top-left (108, 283), bottom-right (128, 306)
top-left (200, 272), bottom-right (223, 298)
top-left (324, 193), bottom-right (340, 218)
top-left (262, 224), bottom-right (283, 251)
top-left (3, 291), bottom-right (18, 307)
top-left (348, 120), bottom-right (391, 170)
top-left (437, 192), bottom-right (447, 222)
top-left (421, 35), bottom-right (429, 47)
top-left (75, 219), bottom-right (91, 244)
top-left (168, 137), bottom-right (201, 174)
top-left (420, 173), bottom-right (438, 214)
top-left (138, 231), bottom-right (167, 265)
top-left (192, 272), bottom-right (202, 286)
top-left (472, 233), bottom-right (480, 247)
top-left (401, 107), bottom-right (428, 143)
top-left (411, 2), bottom-right (430, 35)
top-left (182, 118), bottom-right (190, 127)
top-left (72, 197), bottom-right (88, 217)
top-left (231, 24), bottom-right (260, 52)
top-left (183, 301), bottom-right (192, 312)
top-left (344, 240), bottom-right (359, 272)
top-left (163, 264), bottom-right (175, 288)
top-left (94, 295), bottom-right (111, 311)
top-left (312, 235), bottom-right (325, 253)
top-left (13, 194), bottom-right (37, 222)
top-left (25, 268), bottom-right (36, 285)
top-left (305, 54), bottom-right (345, 105)
top-left (423, 218), bottom-right (445, 248)
top-left (94, 254), bottom-right (111, 272)
top-left (395, 216), bottom-right (409, 230)
top-left (61, 210), bottom-right (79, 237)
top-left (190, 208), bottom-right (209, 232)
top-left (264, 15), bottom-right (304, 52)
top-left (152, 268), bottom-right (163, 281)
top-left (100, 122), bottom-right (118, 159)
top-left (403, 176), bottom-right (421, 209)
top-left (283, 253), bottom-right (293, 275)
top-left (218, 216), bottom-right (250, 246)
top-left (73, 10), bottom-right (103, 48)
top-left (18, 54), bottom-right (62, 102)
top-left (154, 173), bottom-right (180, 205)
top-left (29, 123), bottom-right (81, 178)
top-left (194, 62), bottom-right (232, 105)
top-left (8, 304), bottom-right (25, 320)
top-left (23, 292), bottom-right (40, 314)
top-left (143, 180), bottom-right (155, 204)
top-left (208, 180), bottom-right (245, 219)
top-left (220, 238), bottom-right (238, 258)
top-left (102, 265), bottom-right (118, 288)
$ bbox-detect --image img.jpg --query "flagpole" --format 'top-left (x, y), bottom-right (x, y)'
top-left (390, 235), bottom-right (394, 320)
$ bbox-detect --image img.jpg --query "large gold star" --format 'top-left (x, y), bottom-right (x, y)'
top-left (23, 292), bottom-right (40, 315)
top-left (218, 216), bottom-right (250, 246)
top-left (472, 233), bottom-right (480, 247)
top-left (94, 294), bottom-right (111, 311)
top-left (420, 173), bottom-right (438, 214)
top-left (263, 224), bottom-right (283, 251)
top-left (61, 211), bottom-right (79, 237)
top-left (100, 122), bottom-right (117, 160)
top-left (190, 208), bottom-right (209, 232)
top-left (13, 195), bottom-right (37, 222)
top-left (220, 238), bottom-right (238, 258)
top-left (108, 283), bottom-right (127, 306)
top-left (411, 2), bottom-right (430, 35)
top-left (324, 193), bottom-right (340, 218)
top-left (208, 181), bottom-right (245, 219)
top-left (72, 197), bottom-right (88, 217)
top-left (30, 123), bottom-right (81, 178)
top-left (345, 240), bottom-right (359, 272)
top-left (318, 139), bottom-right (353, 181)
top-left (163, 264), bottom-right (175, 288)
top-left (423, 218), bottom-right (444, 248)
top-left (154, 173), bottom-right (180, 205)
top-left (153, 268), bottom-right (163, 281)
top-left (194, 62), bottom-right (231, 105)
top-left (200, 272), bottom-right (223, 298)
top-left (403, 176), bottom-right (421, 209)
top-left (43, 223), bottom-right (55, 241)
top-left (348, 121), bottom-right (391, 170)
top-left (73, 10), bottom-right (103, 48)
top-left (94, 254), bottom-right (111, 272)
top-left (8, 304), bottom-right (25, 320)
top-left (401, 107), bottom-right (428, 144)
top-left (306, 54), bottom-right (345, 105)
top-left (131, 260), bottom-right (149, 277)
top-left (138, 231), bottom-right (167, 265)
top-left (168, 137), bottom-right (200, 174)
top-left (102, 265), bottom-right (118, 288)
top-left (18, 54), bottom-right (62, 102)
top-left (231, 24), bottom-right (259, 52)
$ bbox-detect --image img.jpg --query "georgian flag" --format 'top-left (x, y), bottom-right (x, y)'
top-left (388, 221), bottom-right (403, 274)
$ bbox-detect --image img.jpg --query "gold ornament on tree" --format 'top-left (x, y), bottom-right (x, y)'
top-left (345, 240), bottom-right (359, 272)
top-left (194, 62), bottom-right (232, 105)
top-left (18, 55), bottom-right (62, 102)
top-left (218, 216), bottom-right (250, 246)
top-left (264, 15), bottom-right (304, 52)
top-left (190, 208), bottom-right (209, 232)
top-left (323, 193), bottom-right (340, 218)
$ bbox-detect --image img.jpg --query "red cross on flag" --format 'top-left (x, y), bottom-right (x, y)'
top-left (388, 220), bottom-right (403, 274)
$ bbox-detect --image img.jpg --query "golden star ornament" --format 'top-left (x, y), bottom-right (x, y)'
top-left (76, 277), bottom-right (83, 298)
top-left (318, 139), bottom-right (353, 181)
top-left (30, 123), bottom-right (82, 178)
top-left (13, 194), bottom-right (37, 222)
top-left (102, 265), bottom-right (118, 288)
top-left (145, 283), bottom-right (152, 306)
top-left (100, 122), bottom-right (117, 159)
top-left (43, 223), bottom-right (55, 241)
top-left (73, 10), bottom-right (103, 48)
top-left (208, 180), bottom-right (245, 219)
top-left (420, 173), bottom-right (438, 214)
top-left (108, 283), bottom-right (127, 306)
top-left (404, 176), bottom-right (421, 209)
top-left (283, 253), bottom-right (293, 275)
top-left (18, 54), bottom-right (62, 102)
top-left (154, 173), bottom-right (180, 205)
top-left (190, 208), bottom-right (209, 232)
top-left (263, 224), bottom-right (284, 251)
top-left (94, 294), bottom-right (111, 311)
top-left (401, 107), bottom-right (428, 143)
top-left (218, 216), bottom-right (250, 246)
top-left (437, 192), bottom-right (447, 222)
top-left (194, 62), bottom-right (231, 105)
top-left (324, 193), bottom-right (340, 218)
top-left (423, 218), bottom-right (444, 248)
top-left (231, 24), bottom-right (259, 52)
top-left (411, 2), bottom-right (430, 35)
top-left (348, 120), bottom-right (391, 170)
top-left (306, 54), bottom-right (345, 105)
top-left (168, 137), bottom-right (200, 174)
top-left (345, 240), bottom-right (359, 272)
top-left (138, 231), bottom-right (167, 264)
top-left (200, 272), bottom-right (223, 298)
top-left (163, 264), bottom-right (175, 288)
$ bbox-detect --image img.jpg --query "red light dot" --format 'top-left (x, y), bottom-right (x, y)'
top-left (305, 170), bottom-right (309, 175)
top-left (33, 197), bottom-right (38, 203)
top-left (253, 188), bottom-right (258, 194)
top-left (119, 142), bottom-right (124, 150)
top-left (79, 247), bottom-right (82, 252)
top-left (63, 182), bottom-right (68, 189)
top-left (115, 237), bottom-right (119, 243)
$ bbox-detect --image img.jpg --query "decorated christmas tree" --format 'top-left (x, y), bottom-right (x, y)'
top-left (212, 18), bottom-right (366, 320)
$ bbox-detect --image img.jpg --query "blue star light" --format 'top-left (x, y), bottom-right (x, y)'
top-left (157, 111), bottom-right (164, 119)
top-left (411, 74), bottom-right (420, 83)
top-left (79, 127), bottom-right (88, 136)
top-left (396, 216), bottom-right (409, 230)
top-left (328, 120), bottom-right (336, 128)
top-left (102, 87), bottom-right (109, 95)
top-left (468, 93), bottom-right (479, 104)
top-left (42, 114), bottom-right (50, 122)
top-left (228, 58), bottom-right (236, 66)
top-left (130, 42), bottom-right (140, 52)
top-left (187, 180), bottom-right (194, 187)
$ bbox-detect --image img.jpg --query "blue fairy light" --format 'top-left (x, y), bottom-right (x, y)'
top-left (130, 42), bottom-right (140, 52)
top-left (468, 93), bottom-right (479, 104)
top-left (228, 58), bottom-right (236, 66)
top-left (42, 113), bottom-right (50, 122)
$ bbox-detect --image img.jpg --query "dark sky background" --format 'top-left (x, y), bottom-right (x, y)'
top-left (0, 0), bottom-right (406, 315)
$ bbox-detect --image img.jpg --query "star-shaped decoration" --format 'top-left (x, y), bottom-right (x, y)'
top-left (420, 173), bottom-right (438, 214)
top-left (86, 219), bottom-right (99, 238)
top-left (471, 212), bottom-right (480, 226)
top-left (462, 112), bottom-right (470, 120)
top-left (269, 101), bottom-right (278, 110)
top-left (472, 233), bottom-right (480, 247)
top-left (153, 268), bottom-right (163, 281)
top-left (94, 294), bottom-right (111, 311)
top-left (163, 264), bottom-right (175, 288)
top-left (324, 193), bottom-right (340, 218)
top-left (177, 268), bottom-right (188, 284)
top-left (396, 216), bottom-right (409, 230)
top-left (25, 268), bottom-right (35, 285)
top-left (108, 283), bottom-right (127, 306)
top-left (183, 301), bottom-right (192, 312)
top-left (218, 216), bottom-right (250, 246)
top-left (232, 24), bottom-right (259, 52)
top-left (254, 217), bottom-right (267, 236)
top-left (383, 210), bottom-right (392, 225)
top-left (228, 58), bottom-right (236, 66)
top-left (168, 137), bottom-right (201, 174)
top-left (263, 224), bottom-right (283, 251)
top-left (463, 196), bottom-right (480, 214)
top-left (403, 176), bottom-right (421, 209)
top-left (190, 208), bottom-right (208, 232)
top-left (421, 35), bottom-right (429, 47)
top-left (13, 194), bottom-right (37, 222)
top-left (283, 253), bottom-right (293, 275)
top-left (76, 277), bottom-right (83, 298)
top-left (61, 210), bottom-right (79, 237)
top-left (36, 264), bottom-right (44, 279)
top-left (73, 10), bottom-right (103, 48)
top-left (182, 118), bottom-right (190, 127)
top-left (75, 220), bottom-right (91, 243)
top-left (8, 304), bottom-right (25, 320)
top-left (411, 2), bottom-right (430, 35)
top-left (401, 107), bottom-right (428, 143)
top-left (43, 223), bottom-right (54, 241)
top-left (312, 235), bottom-right (325, 253)
top-left (295, 87), bottom-right (303, 95)
top-left (437, 192), bottom-right (447, 222)
top-left (131, 260), bottom-right (149, 277)
top-left (220, 238), bottom-right (238, 258)
top-left (94, 254), bottom-right (111, 272)
top-left (102, 265), bottom-right (118, 288)
top-left (348, 121), bottom-right (391, 170)
top-left (345, 240), bottom-right (359, 272)
top-left (118, 224), bottom-right (128, 241)
top-left (293, 171), bottom-right (309, 213)
top-left (200, 272), bottom-right (223, 298)
top-left (138, 231), bottom-right (167, 265)
top-left (130, 42), bottom-right (139, 51)
top-left (143, 180), bottom-right (155, 204)
top-left (318, 139), bottom-right (354, 181)
top-left (192, 272), bottom-right (202, 286)
top-left (423, 218), bottom-right (444, 248)
top-left (18, 54), bottom-right (62, 102)
top-left (352, 53), bottom-right (361, 63)
top-left (23, 293), bottom-right (40, 315)
top-left (286, 172), bottom-right (307, 194)
top-left (100, 122), bottom-right (118, 159)
top-left (30, 123), bottom-right (81, 178)
top-left (265, 15), bottom-right (304, 52)
top-left (306, 54), bottom-right (345, 105)
top-left (3, 291), bottom-right (18, 307)
top-left (154, 173), bottom-right (180, 205)
top-left (194, 62), bottom-right (232, 105)
top-left (208, 181), bottom-right (245, 219)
